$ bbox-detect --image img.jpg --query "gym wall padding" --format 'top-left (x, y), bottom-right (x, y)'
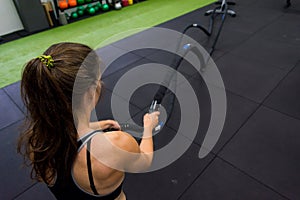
top-left (13, 0), bottom-right (49, 33)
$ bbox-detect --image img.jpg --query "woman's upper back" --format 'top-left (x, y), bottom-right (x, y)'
top-left (49, 130), bottom-right (134, 199)
top-left (73, 130), bottom-right (125, 195)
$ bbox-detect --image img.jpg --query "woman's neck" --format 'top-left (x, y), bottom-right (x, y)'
top-left (75, 110), bottom-right (93, 138)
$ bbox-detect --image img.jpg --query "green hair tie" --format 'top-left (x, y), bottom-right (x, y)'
top-left (38, 55), bottom-right (54, 68)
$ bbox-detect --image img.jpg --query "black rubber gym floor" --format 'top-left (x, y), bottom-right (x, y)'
top-left (1, 0), bottom-right (300, 199)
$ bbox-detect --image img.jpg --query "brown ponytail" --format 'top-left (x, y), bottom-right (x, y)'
top-left (17, 42), bottom-right (101, 185)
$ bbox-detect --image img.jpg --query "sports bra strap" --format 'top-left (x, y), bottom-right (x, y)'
top-left (77, 130), bottom-right (102, 152)
top-left (77, 129), bottom-right (124, 199)
top-left (86, 139), bottom-right (100, 195)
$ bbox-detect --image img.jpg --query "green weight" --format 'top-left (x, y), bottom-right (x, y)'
top-left (93, 5), bottom-right (99, 12)
top-left (85, 4), bottom-right (93, 13)
top-left (102, 4), bottom-right (109, 11)
top-left (96, 2), bottom-right (102, 8)
top-left (86, 4), bottom-right (93, 9)
top-left (77, 0), bottom-right (85, 5)
top-left (77, 5), bottom-right (85, 10)
top-left (88, 7), bottom-right (96, 15)
top-left (71, 11), bottom-right (78, 19)
top-left (76, 6), bottom-right (85, 16)
top-left (77, 9), bottom-right (84, 16)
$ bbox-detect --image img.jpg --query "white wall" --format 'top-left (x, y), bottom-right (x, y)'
top-left (0, 0), bottom-right (24, 36)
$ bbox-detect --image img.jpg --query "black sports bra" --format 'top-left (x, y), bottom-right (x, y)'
top-left (49, 130), bottom-right (123, 200)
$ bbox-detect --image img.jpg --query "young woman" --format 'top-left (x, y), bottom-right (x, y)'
top-left (18, 42), bottom-right (159, 200)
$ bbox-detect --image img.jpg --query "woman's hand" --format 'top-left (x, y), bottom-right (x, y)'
top-left (89, 120), bottom-right (121, 131)
top-left (143, 111), bottom-right (160, 131)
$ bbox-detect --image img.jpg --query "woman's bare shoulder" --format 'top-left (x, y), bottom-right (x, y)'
top-left (90, 131), bottom-right (141, 171)
top-left (92, 131), bottom-right (140, 153)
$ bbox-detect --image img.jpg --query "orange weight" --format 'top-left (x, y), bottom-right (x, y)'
top-left (68, 0), bottom-right (77, 7)
top-left (58, 1), bottom-right (68, 10)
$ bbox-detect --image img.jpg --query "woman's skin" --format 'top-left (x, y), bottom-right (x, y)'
top-left (70, 79), bottom-right (160, 199)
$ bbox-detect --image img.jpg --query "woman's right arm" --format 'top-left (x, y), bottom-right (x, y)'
top-left (92, 112), bottom-right (160, 172)
top-left (118, 111), bottom-right (160, 172)
top-left (136, 111), bottom-right (160, 168)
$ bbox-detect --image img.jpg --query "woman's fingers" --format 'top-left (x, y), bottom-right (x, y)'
top-left (98, 120), bottom-right (121, 130)
top-left (143, 111), bottom-right (160, 130)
